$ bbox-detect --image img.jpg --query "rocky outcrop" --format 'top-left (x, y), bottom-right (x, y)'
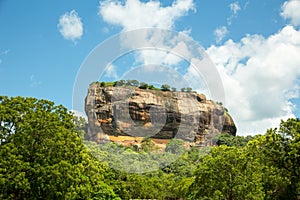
top-left (85, 83), bottom-right (236, 146)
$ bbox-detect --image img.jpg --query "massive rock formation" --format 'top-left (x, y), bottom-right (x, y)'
top-left (85, 83), bottom-right (236, 146)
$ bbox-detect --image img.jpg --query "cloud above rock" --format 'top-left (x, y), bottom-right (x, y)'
top-left (58, 10), bottom-right (83, 41)
top-left (99, 0), bottom-right (195, 30)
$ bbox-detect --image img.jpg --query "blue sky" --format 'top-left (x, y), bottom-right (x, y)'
top-left (1, 0), bottom-right (300, 135)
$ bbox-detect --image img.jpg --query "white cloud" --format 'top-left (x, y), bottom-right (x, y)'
top-left (214, 1), bottom-right (240, 45)
top-left (164, 41), bottom-right (191, 65)
top-left (99, 1), bottom-right (196, 70)
top-left (214, 1), bottom-right (241, 45)
top-left (214, 26), bottom-right (229, 43)
top-left (58, 10), bottom-right (83, 41)
top-left (131, 40), bottom-right (191, 67)
top-left (99, 0), bottom-right (195, 31)
top-left (230, 1), bottom-right (241, 14)
top-left (207, 25), bottom-right (300, 135)
top-left (281, 0), bottom-right (300, 26)
top-left (227, 1), bottom-right (241, 25)
top-left (104, 64), bottom-right (119, 79)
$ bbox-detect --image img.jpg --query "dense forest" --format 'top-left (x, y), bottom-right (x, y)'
top-left (1, 96), bottom-right (300, 199)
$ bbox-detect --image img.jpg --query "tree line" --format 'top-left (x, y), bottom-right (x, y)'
top-left (1, 96), bottom-right (300, 199)
top-left (94, 80), bottom-right (194, 92)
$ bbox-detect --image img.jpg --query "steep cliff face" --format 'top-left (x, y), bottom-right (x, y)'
top-left (85, 83), bottom-right (236, 146)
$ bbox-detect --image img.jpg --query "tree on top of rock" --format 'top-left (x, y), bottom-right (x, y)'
top-left (161, 84), bottom-right (171, 91)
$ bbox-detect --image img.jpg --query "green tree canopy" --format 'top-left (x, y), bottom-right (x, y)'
top-left (186, 87), bottom-right (193, 92)
top-left (247, 118), bottom-right (300, 199)
top-left (161, 84), bottom-right (171, 91)
top-left (139, 82), bottom-right (148, 89)
top-left (0, 96), bottom-right (119, 199)
top-left (189, 145), bottom-right (265, 199)
top-left (165, 138), bottom-right (186, 154)
top-left (213, 133), bottom-right (253, 147)
top-left (141, 137), bottom-right (155, 152)
top-left (126, 80), bottom-right (139, 86)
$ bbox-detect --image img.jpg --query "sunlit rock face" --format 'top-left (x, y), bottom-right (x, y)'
top-left (85, 83), bottom-right (236, 146)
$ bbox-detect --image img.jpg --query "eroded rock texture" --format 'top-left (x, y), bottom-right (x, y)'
top-left (85, 83), bottom-right (236, 146)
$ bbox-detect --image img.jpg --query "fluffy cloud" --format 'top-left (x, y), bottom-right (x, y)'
top-left (131, 39), bottom-right (191, 66)
top-left (58, 10), bottom-right (83, 41)
top-left (99, 0), bottom-right (195, 30)
top-left (98, 0), bottom-right (196, 69)
top-left (207, 25), bottom-right (300, 135)
top-left (281, 0), bottom-right (300, 26)
top-left (214, 26), bottom-right (229, 43)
